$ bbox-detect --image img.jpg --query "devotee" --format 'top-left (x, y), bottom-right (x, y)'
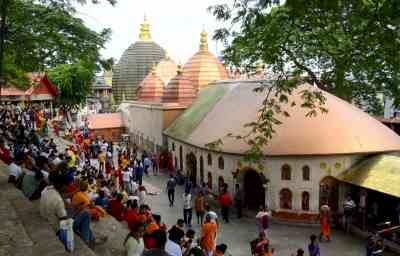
top-left (219, 185), bottom-right (232, 223)
top-left (343, 194), bottom-right (356, 234)
top-left (319, 201), bottom-right (331, 242)
top-left (204, 205), bottom-right (218, 225)
top-left (234, 183), bottom-right (244, 219)
top-left (166, 174), bottom-right (177, 207)
top-left (183, 190), bottom-right (193, 227)
top-left (168, 219), bottom-right (185, 245)
top-left (194, 191), bottom-right (205, 225)
top-left (181, 229), bottom-right (196, 255)
top-left (21, 166), bottom-right (46, 200)
top-left (124, 199), bottom-right (139, 230)
top-left (124, 222), bottom-right (145, 256)
top-left (72, 181), bottom-right (105, 221)
top-left (123, 167), bottom-right (133, 194)
top-left (94, 189), bottom-right (109, 209)
top-left (215, 244), bottom-right (228, 256)
top-left (141, 229), bottom-right (172, 256)
top-left (135, 160), bottom-right (144, 186)
top-left (200, 215), bottom-right (217, 256)
top-left (108, 193), bottom-right (125, 221)
top-left (308, 235), bottom-right (321, 256)
top-left (8, 154), bottom-right (23, 184)
top-left (256, 206), bottom-right (270, 238)
top-left (165, 228), bottom-right (183, 256)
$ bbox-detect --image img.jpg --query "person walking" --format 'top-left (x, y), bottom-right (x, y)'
top-left (166, 175), bottom-right (177, 207)
top-left (219, 186), bottom-right (232, 223)
top-left (343, 194), bottom-right (356, 234)
top-left (135, 161), bottom-right (144, 186)
top-left (234, 183), bottom-right (244, 219)
top-left (200, 215), bottom-right (217, 256)
top-left (123, 168), bottom-right (132, 194)
top-left (194, 191), bottom-right (205, 224)
top-left (183, 191), bottom-right (193, 227)
top-left (319, 201), bottom-right (331, 242)
top-left (256, 206), bottom-right (270, 238)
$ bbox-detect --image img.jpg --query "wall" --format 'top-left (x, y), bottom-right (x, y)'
top-left (92, 127), bottom-right (125, 142)
top-left (168, 137), bottom-right (363, 215)
top-left (120, 102), bottom-right (185, 153)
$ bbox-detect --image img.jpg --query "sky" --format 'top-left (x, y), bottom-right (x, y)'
top-left (75, 0), bottom-right (230, 64)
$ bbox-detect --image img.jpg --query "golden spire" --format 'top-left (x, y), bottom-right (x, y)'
top-left (255, 62), bottom-right (264, 74)
top-left (177, 61), bottom-right (183, 75)
top-left (151, 62), bottom-right (157, 74)
top-left (139, 15), bottom-right (151, 41)
top-left (199, 29), bottom-right (208, 51)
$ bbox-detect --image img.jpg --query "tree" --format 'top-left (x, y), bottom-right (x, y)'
top-left (0, 0), bottom-right (115, 91)
top-left (48, 62), bottom-right (93, 110)
top-left (208, 0), bottom-right (400, 161)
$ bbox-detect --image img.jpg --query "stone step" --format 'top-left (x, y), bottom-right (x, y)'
top-left (0, 163), bottom-right (95, 256)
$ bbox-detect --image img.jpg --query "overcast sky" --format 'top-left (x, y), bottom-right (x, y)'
top-left (76, 0), bottom-right (230, 64)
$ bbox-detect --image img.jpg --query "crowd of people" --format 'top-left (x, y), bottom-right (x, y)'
top-left (0, 104), bottom-right (388, 256)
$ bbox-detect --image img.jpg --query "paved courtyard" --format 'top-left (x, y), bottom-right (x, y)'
top-left (142, 173), bottom-right (374, 256)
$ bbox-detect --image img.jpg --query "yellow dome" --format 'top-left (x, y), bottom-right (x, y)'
top-left (182, 30), bottom-right (229, 91)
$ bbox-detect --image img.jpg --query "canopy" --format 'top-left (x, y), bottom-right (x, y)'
top-left (337, 153), bottom-right (400, 198)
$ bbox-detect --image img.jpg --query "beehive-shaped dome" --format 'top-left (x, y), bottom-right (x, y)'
top-left (112, 16), bottom-right (166, 103)
top-left (155, 54), bottom-right (177, 85)
top-left (162, 66), bottom-right (197, 106)
top-left (182, 30), bottom-right (229, 91)
top-left (137, 65), bottom-right (165, 102)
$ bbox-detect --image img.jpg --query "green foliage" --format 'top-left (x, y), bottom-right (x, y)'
top-left (3, 0), bottom-right (113, 87)
top-left (208, 0), bottom-right (400, 163)
top-left (48, 62), bottom-right (93, 108)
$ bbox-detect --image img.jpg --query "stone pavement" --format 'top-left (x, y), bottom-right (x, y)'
top-left (141, 173), bottom-right (380, 256)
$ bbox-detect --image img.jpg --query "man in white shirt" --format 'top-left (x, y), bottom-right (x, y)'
top-left (165, 232), bottom-right (183, 256)
top-left (123, 168), bottom-right (132, 194)
top-left (183, 191), bottom-right (192, 227)
top-left (8, 159), bottom-right (23, 184)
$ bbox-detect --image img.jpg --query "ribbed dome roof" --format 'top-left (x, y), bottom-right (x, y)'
top-left (182, 30), bottom-right (229, 91)
top-left (137, 67), bottom-right (165, 102)
top-left (165, 80), bottom-right (400, 156)
top-left (155, 55), bottom-right (177, 85)
top-left (161, 68), bottom-right (197, 106)
top-left (112, 17), bottom-right (165, 103)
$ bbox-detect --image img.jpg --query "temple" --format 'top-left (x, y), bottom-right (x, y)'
top-left (115, 18), bottom-right (400, 222)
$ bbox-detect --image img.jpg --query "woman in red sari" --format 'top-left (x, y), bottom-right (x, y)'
top-left (319, 201), bottom-right (331, 242)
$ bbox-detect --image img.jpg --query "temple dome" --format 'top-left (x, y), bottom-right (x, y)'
top-left (161, 66), bottom-right (197, 106)
top-left (155, 54), bottom-right (178, 85)
top-left (165, 80), bottom-right (400, 156)
top-left (182, 30), bottom-right (229, 91)
top-left (112, 16), bottom-right (166, 103)
top-left (137, 66), bottom-right (165, 102)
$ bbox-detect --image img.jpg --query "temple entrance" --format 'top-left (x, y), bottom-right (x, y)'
top-left (243, 169), bottom-right (265, 210)
top-left (320, 176), bottom-right (339, 211)
top-left (186, 153), bottom-right (197, 187)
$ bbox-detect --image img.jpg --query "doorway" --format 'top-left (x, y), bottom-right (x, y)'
top-left (243, 169), bottom-right (265, 210)
top-left (320, 176), bottom-right (339, 211)
top-left (186, 153), bottom-right (197, 187)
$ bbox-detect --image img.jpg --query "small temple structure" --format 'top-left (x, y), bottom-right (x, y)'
top-left (0, 73), bottom-right (58, 106)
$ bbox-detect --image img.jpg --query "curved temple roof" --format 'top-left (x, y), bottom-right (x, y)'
top-left (165, 80), bottom-right (400, 156)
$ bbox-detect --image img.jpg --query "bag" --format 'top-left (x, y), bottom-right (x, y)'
top-left (58, 218), bottom-right (74, 252)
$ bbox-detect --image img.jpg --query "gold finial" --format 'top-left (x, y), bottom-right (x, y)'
top-left (255, 62), bottom-right (264, 74)
top-left (199, 29), bottom-right (208, 51)
top-left (177, 61), bottom-right (183, 75)
top-left (164, 50), bottom-right (170, 60)
top-left (139, 15), bottom-right (151, 41)
top-left (151, 63), bottom-right (157, 74)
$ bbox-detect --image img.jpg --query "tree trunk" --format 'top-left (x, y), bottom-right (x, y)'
top-left (0, 0), bottom-right (9, 100)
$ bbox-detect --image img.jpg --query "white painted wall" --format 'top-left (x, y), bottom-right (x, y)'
top-left (168, 137), bottom-right (363, 214)
top-left (120, 102), bottom-right (164, 151)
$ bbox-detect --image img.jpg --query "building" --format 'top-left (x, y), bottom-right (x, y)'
top-left (112, 16), bottom-right (166, 103)
top-left (164, 80), bottom-right (400, 220)
top-left (87, 75), bottom-right (113, 113)
top-left (0, 73), bottom-right (58, 112)
top-left (87, 113), bottom-right (125, 142)
top-left (119, 30), bottom-right (230, 153)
